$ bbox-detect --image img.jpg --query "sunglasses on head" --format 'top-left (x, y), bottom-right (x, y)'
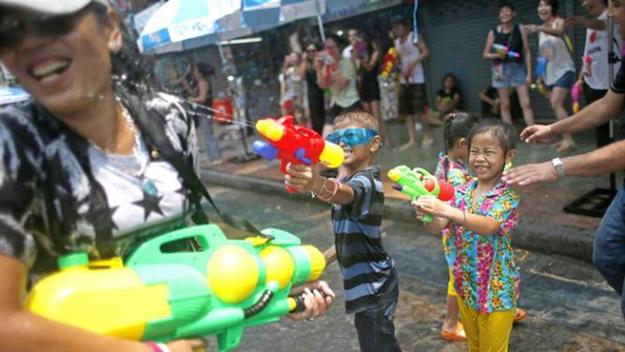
top-left (0, 4), bottom-right (94, 54)
top-left (326, 128), bottom-right (379, 147)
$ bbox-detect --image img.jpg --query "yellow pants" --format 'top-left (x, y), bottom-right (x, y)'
top-left (457, 297), bottom-right (515, 352)
top-left (447, 268), bottom-right (457, 297)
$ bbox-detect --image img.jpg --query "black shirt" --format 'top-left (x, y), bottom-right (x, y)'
top-left (492, 24), bottom-right (523, 63)
top-left (611, 62), bottom-right (625, 93)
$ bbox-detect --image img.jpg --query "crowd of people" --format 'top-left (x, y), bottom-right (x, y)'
top-left (1, 1), bottom-right (625, 352)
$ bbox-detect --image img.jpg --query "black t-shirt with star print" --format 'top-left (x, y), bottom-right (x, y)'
top-left (0, 92), bottom-right (199, 273)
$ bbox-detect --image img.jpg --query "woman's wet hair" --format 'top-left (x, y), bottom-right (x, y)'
top-left (468, 118), bottom-right (517, 152)
top-left (91, 1), bottom-right (154, 94)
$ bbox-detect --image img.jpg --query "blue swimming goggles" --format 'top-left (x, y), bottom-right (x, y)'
top-left (326, 128), bottom-right (379, 147)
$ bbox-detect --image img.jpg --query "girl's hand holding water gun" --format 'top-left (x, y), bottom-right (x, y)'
top-left (412, 196), bottom-right (461, 222)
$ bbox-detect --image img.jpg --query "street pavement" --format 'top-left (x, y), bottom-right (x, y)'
top-left (202, 186), bottom-right (625, 352)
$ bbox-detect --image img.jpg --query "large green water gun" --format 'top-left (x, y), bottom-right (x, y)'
top-left (388, 165), bottom-right (455, 223)
top-left (25, 225), bottom-right (327, 351)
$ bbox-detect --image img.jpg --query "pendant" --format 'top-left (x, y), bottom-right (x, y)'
top-left (143, 178), bottom-right (158, 197)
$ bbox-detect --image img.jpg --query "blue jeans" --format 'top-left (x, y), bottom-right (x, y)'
top-left (197, 116), bottom-right (221, 161)
top-left (354, 299), bottom-right (402, 352)
top-left (593, 186), bottom-right (625, 318)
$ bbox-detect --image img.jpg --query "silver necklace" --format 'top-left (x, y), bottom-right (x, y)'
top-left (89, 101), bottom-right (158, 197)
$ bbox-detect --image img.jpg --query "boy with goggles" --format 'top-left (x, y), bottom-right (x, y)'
top-left (286, 111), bottom-right (401, 352)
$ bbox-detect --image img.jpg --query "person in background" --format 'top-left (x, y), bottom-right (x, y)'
top-left (0, 1), bottom-right (335, 351)
top-left (565, 0), bottom-right (622, 148)
top-left (280, 52), bottom-right (308, 125)
top-left (356, 31), bottom-right (394, 147)
top-left (301, 41), bottom-right (326, 134)
top-left (184, 61), bottom-right (223, 166)
top-left (392, 16), bottom-right (431, 150)
top-left (315, 34), bottom-right (362, 137)
top-left (526, 0), bottom-right (576, 154)
top-left (483, 3), bottom-right (536, 127)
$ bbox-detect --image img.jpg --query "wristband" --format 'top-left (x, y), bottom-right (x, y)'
top-left (145, 342), bottom-right (171, 352)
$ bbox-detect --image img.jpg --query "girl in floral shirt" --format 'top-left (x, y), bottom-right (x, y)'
top-left (434, 113), bottom-right (478, 342)
top-left (415, 119), bottom-right (520, 352)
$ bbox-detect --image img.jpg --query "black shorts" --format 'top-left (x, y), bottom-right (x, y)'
top-left (325, 101), bottom-right (363, 125)
top-left (360, 76), bottom-right (381, 103)
top-left (398, 83), bottom-right (427, 115)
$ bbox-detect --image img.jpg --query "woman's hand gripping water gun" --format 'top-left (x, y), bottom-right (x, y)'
top-left (387, 166), bottom-right (455, 223)
top-left (253, 116), bottom-right (344, 192)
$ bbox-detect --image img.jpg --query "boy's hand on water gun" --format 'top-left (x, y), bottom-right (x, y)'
top-left (288, 281), bottom-right (335, 321)
top-left (412, 196), bottom-right (452, 219)
top-left (285, 162), bottom-right (322, 193)
top-left (520, 124), bottom-right (557, 144)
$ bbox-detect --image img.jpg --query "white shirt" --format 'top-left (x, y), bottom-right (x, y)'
top-left (394, 31), bottom-right (425, 84)
top-left (583, 9), bottom-right (622, 90)
top-left (342, 45), bottom-right (353, 59)
top-left (538, 18), bottom-right (575, 85)
top-left (88, 135), bottom-right (187, 235)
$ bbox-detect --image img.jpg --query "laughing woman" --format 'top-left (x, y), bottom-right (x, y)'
top-left (525, 0), bottom-right (576, 153)
top-left (0, 1), bottom-right (333, 352)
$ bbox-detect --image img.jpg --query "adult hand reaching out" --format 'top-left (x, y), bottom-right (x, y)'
top-left (502, 162), bottom-right (559, 186)
top-left (520, 124), bottom-right (557, 144)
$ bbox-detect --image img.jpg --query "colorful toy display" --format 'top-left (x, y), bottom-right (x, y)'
top-left (253, 115), bottom-right (344, 192)
top-left (388, 166), bottom-right (455, 223)
top-left (26, 225), bottom-right (327, 352)
top-left (492, 44), bottom-right (520, 59)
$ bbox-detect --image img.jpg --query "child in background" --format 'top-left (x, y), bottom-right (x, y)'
top-left (285, 111), bottom-right (401, 352)
top-left (414, 119), bottom-right (520, 352)
top-left (434, 113), bottom-right (479, 341)
top-left (432, 74), bottom-right (463, 125)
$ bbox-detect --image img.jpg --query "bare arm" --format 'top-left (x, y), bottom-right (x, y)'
top-left (414, 197), bottom-right (501, 236)
top-left (551, 90), bottom-right (624, 134)
top-left (562, 140), bottom-right (625, 177)
top-left (505, 139), bottom-right (625, 186)
top-left (483, 30), bottom-right (500, 60)
top-left (0, 255), bottom-right (149, 352)
top-left (188, 79), bottom-right (209, 104)
top-left (520, 25), bottom-right (532, 80)
top-left (479, 91), bottom-right (497, 106)
top-left (566, 16), bottom-right (605, 31)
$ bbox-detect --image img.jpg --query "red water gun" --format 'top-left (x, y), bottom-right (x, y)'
top-left (380, 47), bottom-right (397, 79)
top-left (253, 116), bottom-right (344, 192)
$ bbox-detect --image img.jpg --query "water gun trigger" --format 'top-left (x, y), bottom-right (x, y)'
top-left (294, 148), bottom-right (313, 165)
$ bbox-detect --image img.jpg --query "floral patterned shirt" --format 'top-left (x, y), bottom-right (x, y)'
top-left (446, 179), bottom-right (520, 313)
top-left (434, 152), bottom-right (472, 262)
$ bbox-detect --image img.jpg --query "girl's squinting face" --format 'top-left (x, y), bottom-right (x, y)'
top-left (538, 1), bottom-right (554, 21)
top-left (469, 132), bottom-right (508, 183)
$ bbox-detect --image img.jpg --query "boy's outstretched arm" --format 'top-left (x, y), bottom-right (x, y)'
top-left (285, 163), bottom-right (355, 205)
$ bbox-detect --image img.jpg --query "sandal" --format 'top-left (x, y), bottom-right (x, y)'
top-left (514, 308), bottom-right (527, 323)
top-left (441, 322), bottom-right (466, 342)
